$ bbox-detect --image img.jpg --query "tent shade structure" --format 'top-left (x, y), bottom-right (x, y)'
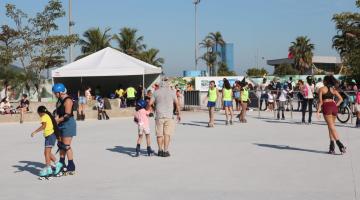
top-left (52, 47), bottom-right (162, 97)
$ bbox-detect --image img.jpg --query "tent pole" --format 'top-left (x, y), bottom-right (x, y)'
top-left (142, 72), bottom-right (145, 100)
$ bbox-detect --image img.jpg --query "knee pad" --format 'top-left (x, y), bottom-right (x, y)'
top-left (57, 142), bottom-right (71, 152)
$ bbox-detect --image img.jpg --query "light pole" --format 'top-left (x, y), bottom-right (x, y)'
top-left (68, 0), bottom-right (75, 63)
top-left (193, 0), bottom-right (201, 71)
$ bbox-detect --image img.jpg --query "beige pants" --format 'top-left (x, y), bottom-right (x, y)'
top-left (156, 118), bottom-right (175, 137)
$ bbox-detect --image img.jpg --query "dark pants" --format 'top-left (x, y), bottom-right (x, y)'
top-left (260, 94), bottom-right (268, 111)
top-left (127, 98), bottom-right (135, 107)
top-left (302, 98), bottom-right (314, 123)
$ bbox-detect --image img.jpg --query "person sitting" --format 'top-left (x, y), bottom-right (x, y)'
top-left (0, 97), bottom-right (13, 114)
top-left (96, 97), bottom-right (110, 120)
top-left (16, 94), bottom-right (30, 123)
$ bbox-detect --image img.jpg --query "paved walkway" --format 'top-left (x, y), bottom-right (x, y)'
top-left (0, 111), bottom-right (359, 200)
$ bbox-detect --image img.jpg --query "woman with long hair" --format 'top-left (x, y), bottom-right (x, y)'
top-left (301, 76), bottom-right (315, 124)
top-left (316, 75), bottom-right (346, 154)
top-left (52, 83), bottom-right (77, 175)
top-left (222, 79), bottom-right (234, 125)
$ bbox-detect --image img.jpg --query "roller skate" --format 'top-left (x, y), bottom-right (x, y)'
top-left (229, 120), bottom-right (233, 125)
top-left (328, 141), bottom-right (335, 155)
top-left (63, 160), bottom-right (75, 176)
top-left (135, 144), bottom-right (140, 157)
top-left (336, 140), bottom-right (346, 154)
top-left (38, 166), bottom-right (53, 180)
top-left (147, 146), bottom-right (154, 156)
top-left (225, 120), bottom-right (229, 125)
top-left (53, 162), bottom-right (64, 177)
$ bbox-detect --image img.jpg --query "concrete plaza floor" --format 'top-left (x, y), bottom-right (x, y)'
top-left (0, 110), bottom-right (359, 200)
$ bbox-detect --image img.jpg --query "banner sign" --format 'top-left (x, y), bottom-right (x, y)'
top-left (195, 76), bottom-right (244, 91)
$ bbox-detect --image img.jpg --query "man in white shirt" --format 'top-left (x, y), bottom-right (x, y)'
top-left (315, 78), bottom-right (324, 94)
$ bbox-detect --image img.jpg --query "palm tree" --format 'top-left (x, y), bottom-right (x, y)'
top-left (114, 27), bottom-right (146, 57)
top-left (140, 48), bottom-right (164, 67)
top-left (76, 27), bottom-right (112, 60)
top-left (200, 38), bottom-right (215, 75)
top-left (206, 32), bottom-right (225, 75)
top-left (201, 51), bottom-right (218, 76)
top-left (289, 36), bottom-right (315, 74)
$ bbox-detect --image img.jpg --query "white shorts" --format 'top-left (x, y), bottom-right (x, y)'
top-left (138, 125), bottom-right (150, 135)
top-left (355, 103), bottom-right (360, 112)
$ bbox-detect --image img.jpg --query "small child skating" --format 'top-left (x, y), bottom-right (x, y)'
top-left (96, 97), bottom-right (110, 120)
top-left (31, 106), bottom-right (63, 180)
top-left (133, 100), bottom-right (154, 157)
top-left (277, 85), bottom-right (288, 120)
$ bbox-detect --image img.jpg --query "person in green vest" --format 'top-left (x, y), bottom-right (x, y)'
top-left (222, 78), bottom-right (234, 125)
top-left (206, 80), bottom-right (219, 127)
top-left (240, 82), bottom-right (251, 123)
top-left (125, 86), bottom-right (137, 107)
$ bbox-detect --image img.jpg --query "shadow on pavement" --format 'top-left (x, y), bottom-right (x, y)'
top-left (106, 146), bottom-right (147, 157)
top-left (253, 143), bottom-right (329, 154)
top-left (13, 160), bottom-right (45, 175)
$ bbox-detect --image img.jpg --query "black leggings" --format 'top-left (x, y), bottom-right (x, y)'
top-left (302, 98), bottom-right (313, 123)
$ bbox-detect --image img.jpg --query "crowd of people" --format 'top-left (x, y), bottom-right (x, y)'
top-left (1, 74), bottom-right (359, 180)
top-left (203, 75), bottom-right (359, 155)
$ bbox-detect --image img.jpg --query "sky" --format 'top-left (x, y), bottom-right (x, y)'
top-left (0, 0), bottom-right (358, 76)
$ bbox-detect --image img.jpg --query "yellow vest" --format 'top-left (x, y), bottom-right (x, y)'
top-left (241, 88), bottom-right (249, 101)
top-left (126, 87), bottom-right (136, 98)
top-left (223, 88), bottom-right (232, 101)
top-left (208, 88), bottom-right (217, 102)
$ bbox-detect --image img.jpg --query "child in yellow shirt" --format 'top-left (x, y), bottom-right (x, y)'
top-left (31, 106), bottom-right (63, 179)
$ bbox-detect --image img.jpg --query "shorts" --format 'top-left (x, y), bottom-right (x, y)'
top-left (44, 134), bottom-right (56, 148)
top-left (138, 125), bottom-right (150, 135)
top-left (207, 101), bottom-right (216, 107)
top-left (78, 96), bottom-right (87, 104)
top-left (322, 101), bottom-right (338, 116)
top-left (223, 101), bottom-right (233, 107)
top-left (59, 117), bottom-right (77, 137)
top-left (155, 118), bottom-right (175, 137)
top-left (355, 103), bottom-right (360, 112)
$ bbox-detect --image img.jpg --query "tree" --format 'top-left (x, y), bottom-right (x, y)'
top-left (217, 62), bottom-right (237, 76)
top-left (273, 63), bottom-right (300, 76)
top-left (206, 31), bottom-right (225, 76)
top-left (139, 48), bottom-right (164, 67)
top-left (201, 51), bottom-right (218, 76)
top-left (114, 27), bottom-right (146, 57)
top-left (332, 0), bottom-right (360, 81)
top-left (200, 38), bottom-right (215, 75)
top-left (0, 25), bottom-right (18, 71)
top-left (76, 27), bottom-right (112, 60)
top-left (246, 67), bottom-right (268, 77)
top-left (5, 0), bottom-right (78, 101)
top-left (289, 36), bottom-right (315, 74)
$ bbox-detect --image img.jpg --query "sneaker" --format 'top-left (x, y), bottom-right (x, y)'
top-left (225, 121), bottom-right (229, 125)
top-left (163, 151), bottom-right (171, 157)
top-left (229, 120), bottom-right (233, 125)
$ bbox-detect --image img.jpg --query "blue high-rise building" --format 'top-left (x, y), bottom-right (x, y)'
top-left (213, 43), bottom-right (234, 71)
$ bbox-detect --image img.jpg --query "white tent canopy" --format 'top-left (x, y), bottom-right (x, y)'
top-left (52, 47), bottom-right (161, 78)
top-left (51, 47), bottom-right (162, 97)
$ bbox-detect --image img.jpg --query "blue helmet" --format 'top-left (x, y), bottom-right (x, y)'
top-left (52, 83), bottom-right (66, 93)
top-left (136, 99), bottom-right (147, 109)
top-left (96, 96), bottom-right (103, 101)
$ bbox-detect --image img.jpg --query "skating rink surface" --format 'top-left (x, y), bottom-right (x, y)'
top-left (0, 111), bottom-right (359, 200)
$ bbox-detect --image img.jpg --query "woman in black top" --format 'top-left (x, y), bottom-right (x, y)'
top-left (316, 75), bottom-right (346, 154)
top-left (52, 83), bottom-right (77, 175)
